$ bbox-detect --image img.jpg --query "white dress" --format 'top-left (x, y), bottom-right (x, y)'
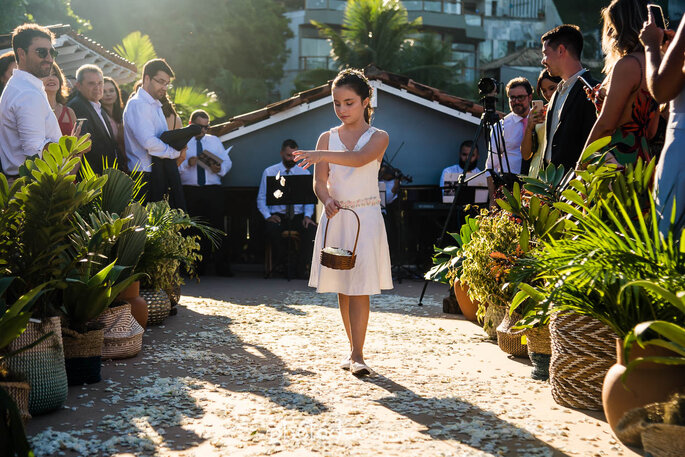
top-left (309, 126), bottom-right (393, 295)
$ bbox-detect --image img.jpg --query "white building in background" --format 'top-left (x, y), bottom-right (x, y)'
top-left (278, 0), bottom-right (562, 98)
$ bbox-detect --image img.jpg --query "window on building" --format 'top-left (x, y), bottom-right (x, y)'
top-left (491, 1), bottom-right (497, 16)
top-left (305, 0), bottom-right (327, 8)
top-left (300, 38), bottom-right (335, 70)
top-left (444, 0), bottom-right (461, 14)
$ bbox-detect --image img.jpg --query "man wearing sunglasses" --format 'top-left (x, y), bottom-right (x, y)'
top-left (123, 58), bottom-right (186, 200)
top-left (485, 77), bottom-right (533, 204)
top-left (0, 23), bottom-right (62, 180)
top-left (178, 109), bottom-right (233, 276)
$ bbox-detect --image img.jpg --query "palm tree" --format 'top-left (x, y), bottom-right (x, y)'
top-left (312, 0), bottom-right (421, 72)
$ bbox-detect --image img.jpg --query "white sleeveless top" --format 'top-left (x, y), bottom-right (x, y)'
top-left (308, 126), bottom-right (393, 295)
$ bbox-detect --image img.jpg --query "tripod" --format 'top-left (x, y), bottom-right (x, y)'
top-left (417, 99), bottom-right (512, 306)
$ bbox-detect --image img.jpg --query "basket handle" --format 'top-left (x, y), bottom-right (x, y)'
top-left (322, 207), bottom-right (361, 255)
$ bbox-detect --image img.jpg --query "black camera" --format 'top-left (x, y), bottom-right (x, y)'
top-left (478, 77), bottom-right (499, 113)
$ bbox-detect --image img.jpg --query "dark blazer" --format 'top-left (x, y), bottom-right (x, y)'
top-left (67, 92), bottom-right (120, 174)
top-left (545, 70), bottom-right (599, 172)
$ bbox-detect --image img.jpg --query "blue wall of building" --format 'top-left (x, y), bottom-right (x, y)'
top-left (220, 90), bottom-right (487, 188)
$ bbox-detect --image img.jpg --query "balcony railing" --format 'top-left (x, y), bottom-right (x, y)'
top-left (305, 0), bottom-right (470, 14)
top-left (299, 56), bottom-right (336, 71)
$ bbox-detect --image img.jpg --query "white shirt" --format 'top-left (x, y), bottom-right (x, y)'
top-left (440, 164), bottom-right (482, 188)
top-left (257, 162), bottom-right (314, 220)
top-left (89, 100), bottom-right (110, 137)
top-left (545, 68), bottom-right (586, 161)
top-left (123, 87), bottom-right (179, 172)
top-left (0, 69), bottom-right (61, 175)
top-left (487, 112), bottom-right (525, 175)
top-left (178, 134), bottom-right (232, 186)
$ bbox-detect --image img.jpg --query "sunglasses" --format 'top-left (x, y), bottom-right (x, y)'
top-left (200, 125), bottom-right (210, 130)
top-left (34, 47), bottom-right (58, 59)
top-left (508, 95), bottom-right (529, 103)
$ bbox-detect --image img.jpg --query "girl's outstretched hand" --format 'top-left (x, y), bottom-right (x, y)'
top-left (324, 197), bottom-right (341, 218)
top-left (293, 150), bottom-right (322, 169)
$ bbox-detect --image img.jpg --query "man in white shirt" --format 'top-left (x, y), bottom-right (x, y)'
top-left (257, 139), bottom-right (316, 278)
top-left (123, 58), bottom-right (186, 204)
top-left (68, 64), bottom-right (122, 174)
top-left (179, 109), bottom-right (233, 276)
top-left (0, 24), bottom-right (61, 179)
top-left (439, 140), bottom-right (481, 191)
top-left (486, 77), bottom-right (533, 204)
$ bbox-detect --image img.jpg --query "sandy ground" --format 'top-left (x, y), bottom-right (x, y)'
top-left (25, 274), bottom-right (641, 457)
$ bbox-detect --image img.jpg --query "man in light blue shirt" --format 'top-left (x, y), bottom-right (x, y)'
top-left (123, 58), bottom-right (186, 204)
top-left (257, 139), bottom-right (316, 278)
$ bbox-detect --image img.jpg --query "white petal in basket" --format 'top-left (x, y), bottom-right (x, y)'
top-left (322, 247), bottom-right (352, 256)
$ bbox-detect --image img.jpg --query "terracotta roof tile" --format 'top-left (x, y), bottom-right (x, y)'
top-left (210, 65), bottom-right (490, 138)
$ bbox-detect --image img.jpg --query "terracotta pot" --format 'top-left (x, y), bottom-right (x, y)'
top-left (602, 338), bottom-right (685, 444)
top-left (453, 280), bottom-right (479, 322)
top-left (118, 280), bottom-right (147, 328)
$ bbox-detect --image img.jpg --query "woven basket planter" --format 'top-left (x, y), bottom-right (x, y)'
top-left (482, 304), bottom-right (506, 340)
top-left (6, 317), bottom-right (68, 416)
top-left (140, 289), bottom-right (171, 326)
top-left (62, 327), bottom-right (104, 386)
top-left (96, 303), bottom-right (143, 360)
top-left (496, 311), bottom-right (527, 357)
top-left (549, 312), bottom-right (616, 410)
top-left (0, 381), bottom-right (31, 424)
top-left (526, 325), bottom-right (552, 381)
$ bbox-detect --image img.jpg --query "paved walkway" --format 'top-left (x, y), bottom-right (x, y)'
top-left (27, 275), bottom-right (639, 456)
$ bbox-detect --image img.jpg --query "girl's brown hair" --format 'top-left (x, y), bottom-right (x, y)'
top-left (50, 62), bottom-right (69, 105)
top-left (332, 68), bottom-right (374, 123)
top-left (103, 76), bottom-right (124, 123)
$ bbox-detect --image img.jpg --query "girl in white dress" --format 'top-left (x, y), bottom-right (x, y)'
top-left (294, 69), bottom-right (393, 376)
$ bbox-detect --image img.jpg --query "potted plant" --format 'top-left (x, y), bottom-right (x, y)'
top-left (459, 208), bottom-right (522, 339)
top-left (3, 136), bottom-right (104, 415)
top-left (0, 277), bottom-right (52, 436)
top-left (135, 200), bottom-right (220, 325)
top-left (425, 215), bottom-right (479, 321)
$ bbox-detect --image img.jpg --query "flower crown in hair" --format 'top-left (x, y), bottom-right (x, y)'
top-left (336, 68), bottom-right (373, 99)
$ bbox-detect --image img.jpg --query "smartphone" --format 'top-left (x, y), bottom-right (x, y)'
top-left (577, 75), bottom-right (595, 91)
top-left (531, 100), bottom-right (544, 112)
top-left (648, 4), bottom-right (666, 29)
top-left (75, 118), bottom-right (87, 131)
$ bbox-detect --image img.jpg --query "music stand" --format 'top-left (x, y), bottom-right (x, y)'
top-left (266, 174), bottom-right (316, 280)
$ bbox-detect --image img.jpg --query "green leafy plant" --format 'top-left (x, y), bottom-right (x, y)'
top-left (512, 187), bottom-right (685, 336)
top-left (621, 281), bottom-right (685, 380)
top-left (7, 136), bottom-right (105, 318)
top-left (135, 200), bottom-right (221, 292)
top-left (425, 215), bottom-right (478, 285)
top-left (459, 209), bottom-right (523, 315)
top-left (0, 277), bottom-right (52, 457)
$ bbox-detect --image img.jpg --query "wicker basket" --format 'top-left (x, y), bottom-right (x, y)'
top-left (62, 327), bottom-right (104, 385)
top-left (320, 208), bottom-right (359, 270)
top-left (482, 304), bottom-right (506, 340)
top-left (526, 325), bottom-right (552, 381)
top-left (496, 311), bottom-right (527, 357)
top-left (0, 381), bottom-right (31, 424)
top-left (642, 424), bottom-right (685, 456)
top-left (6, 317), bottom-right (68, 416)
top-left (549, 312), bottom-right (617, 410)
top-left (96, 303), bottom-right (143, 359)
top-left (140, 289), bottom-right (171, 326)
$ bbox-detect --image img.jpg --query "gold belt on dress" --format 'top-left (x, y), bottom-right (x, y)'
top-left (338, 196), bottom-right (381, 209)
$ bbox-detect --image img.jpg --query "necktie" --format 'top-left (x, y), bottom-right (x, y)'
top-left (196, 138), bottom-right (206, 186)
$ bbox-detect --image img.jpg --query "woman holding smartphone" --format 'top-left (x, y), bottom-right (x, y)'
top-left (521, 69), bottom-right (561, 176)
top-left (583, 0), bottom-right (660, 166)
top-left (640, 4), bottom-right (685, 234)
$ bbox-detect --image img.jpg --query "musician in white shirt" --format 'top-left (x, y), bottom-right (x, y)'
top-left (257, 139), bottom-right (316, 278)
top-left (0, 24), bottom-right (61, 179)
top-left (178, 110), bottom-right (233, 276)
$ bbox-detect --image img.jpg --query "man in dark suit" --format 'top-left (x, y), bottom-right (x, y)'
top-left (68, 64), bottom-right (123, 174)
top-left (541, 24), bottom-right (599, 171)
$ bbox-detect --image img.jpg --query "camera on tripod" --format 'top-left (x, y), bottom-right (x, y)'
top-left (477, 77), bottom-right (500, 113)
